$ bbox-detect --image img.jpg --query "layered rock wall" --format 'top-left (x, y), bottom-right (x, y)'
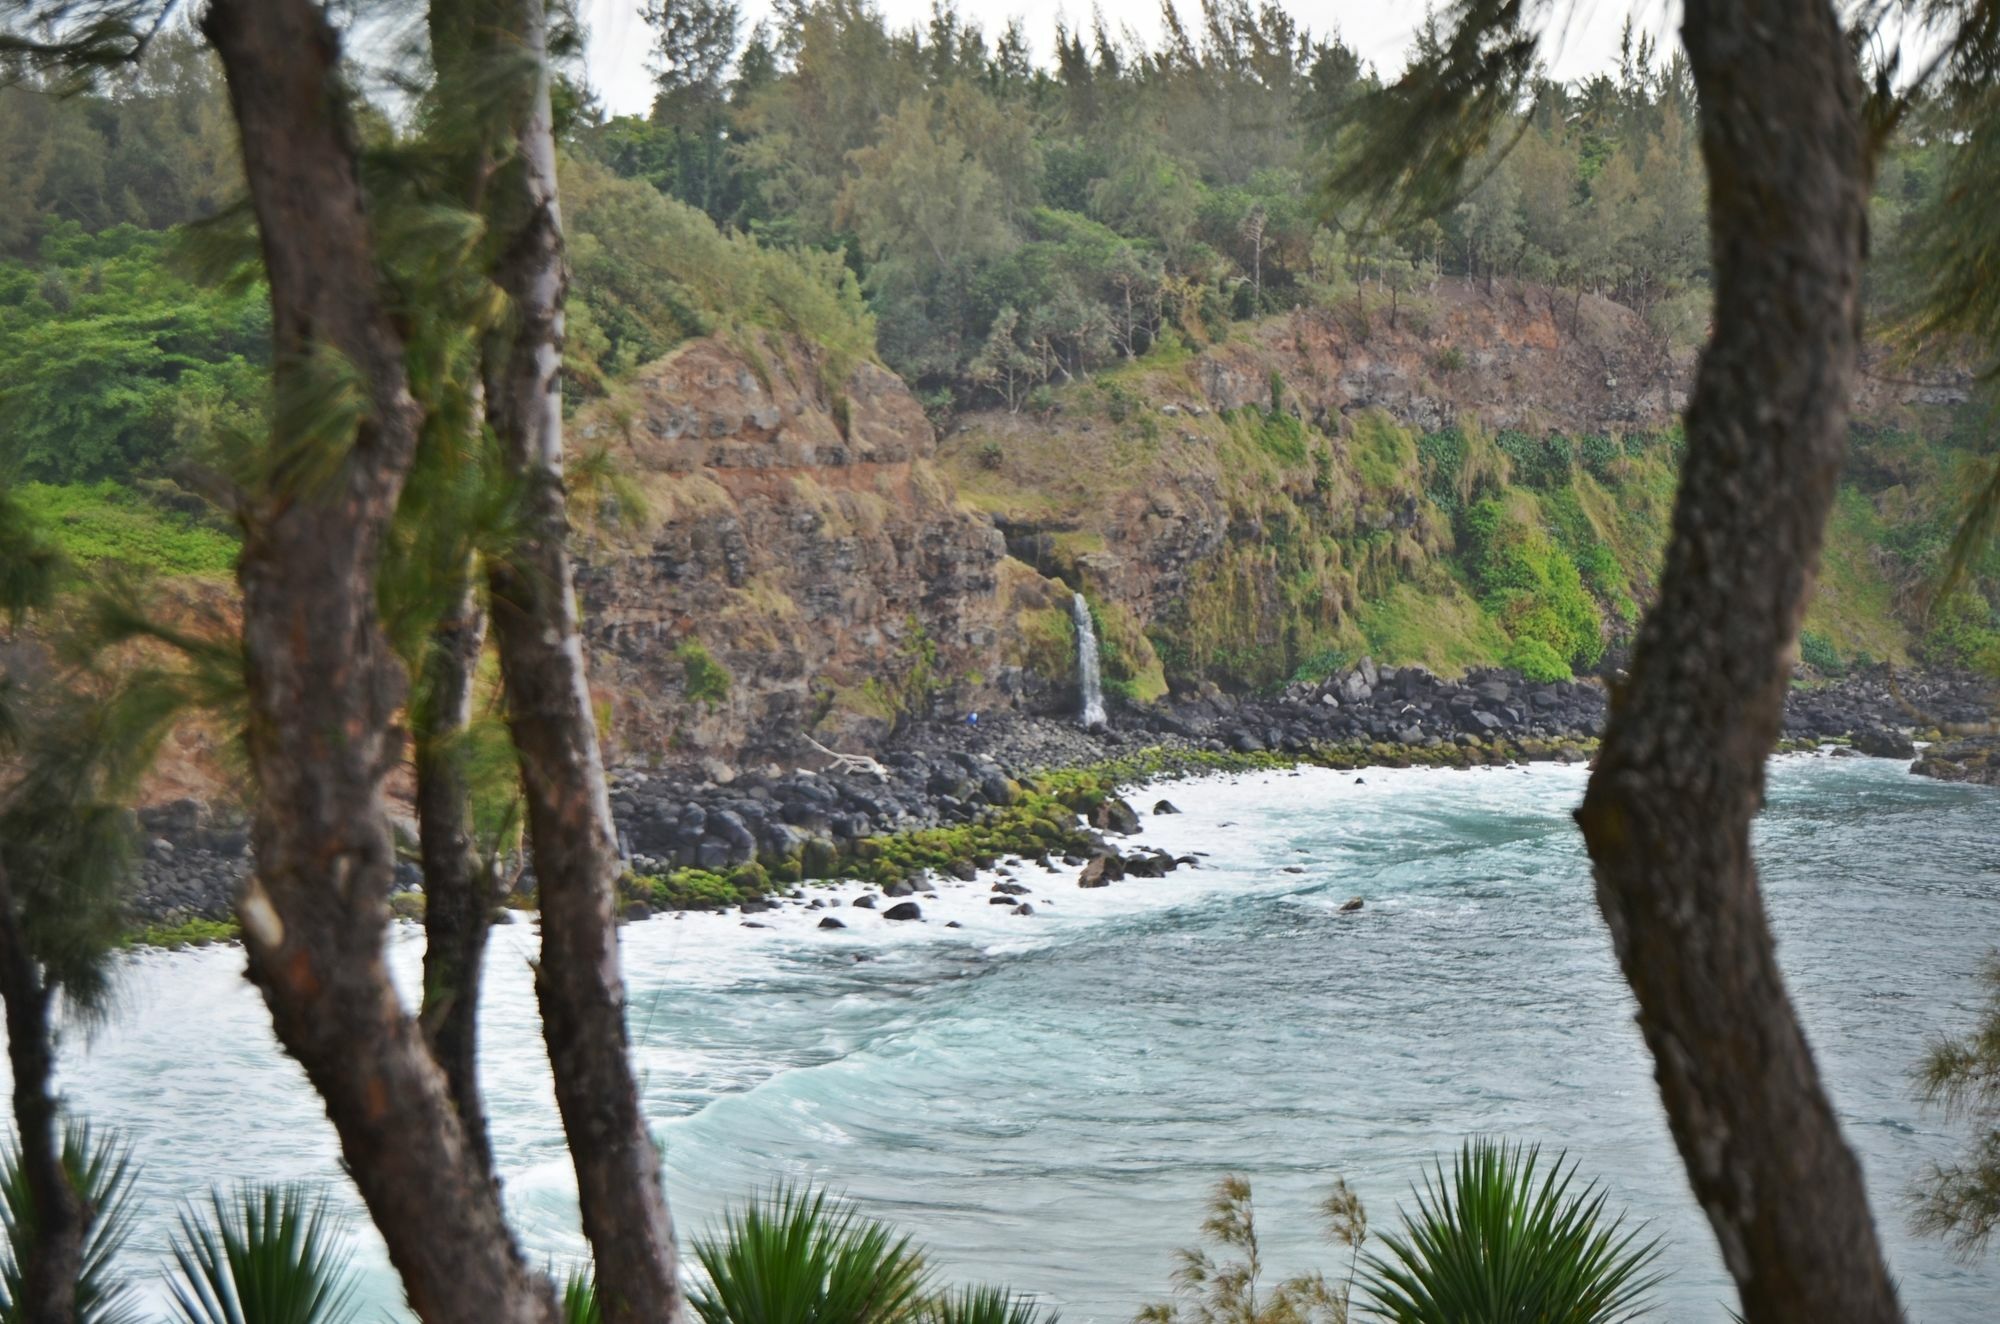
top-left (576, 333), bottom-right (1066, 769)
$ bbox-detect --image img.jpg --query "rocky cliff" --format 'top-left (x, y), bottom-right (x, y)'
top-left (571, 279), bottom-right (1972, 767)
top-left (575, 332), bottom-right (1070, 770)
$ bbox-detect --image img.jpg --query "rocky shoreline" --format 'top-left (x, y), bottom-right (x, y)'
top-left (125, 663), bottom-right (1996, 937)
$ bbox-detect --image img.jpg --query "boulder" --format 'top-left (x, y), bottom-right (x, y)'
top-left (1013, 903), bottom-right (1035, 916)
top-left (1339, 896), bottom-right (1365, 913)
top-left (1913, 736), bottom-right (2000, 786)
top-left (818, 916), bottom-right (846, 929)
top-left (883, 901), bottom-right (923, 921)
top-left (851, 894), bottom-right (878, 910)
top-left (1077, 854), bottom-right (1125, 888)
top-left (1152, 799), bottom-right (1182, 815)
top-left (1089, 797), bottom-right (1142, 835)
top-left (992, 881), bottom-right (1031, 896)
top-left (1852, 726), bottom-right (1917, 759)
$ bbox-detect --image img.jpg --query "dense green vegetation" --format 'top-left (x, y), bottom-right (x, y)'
top-left (590, 1), bottom-right (1714, 412)
top-left (12, 481), bottom-right (237, 576)
top-left (1, 5), bottom-right (1993, 696)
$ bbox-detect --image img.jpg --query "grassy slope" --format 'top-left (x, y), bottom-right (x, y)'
top-left (14, 481), bottom-right (238, 578)
top-left (944, 337), bottom-right (1947, 690)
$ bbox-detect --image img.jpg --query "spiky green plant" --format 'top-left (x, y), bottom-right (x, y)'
top-left (1361, 1139), bottom-right (1663, 1324)
top-left (0, 1122), bottom-right (139, 1324)
top-left (561, 1269), bottom-right (601, 1324)
top-left (690, 1185), bottom-right (931, 1324)
top-left (921, 1284), bottom-right (1057, 1324)
top-left (166, 1185), bottom-right (359, 1324)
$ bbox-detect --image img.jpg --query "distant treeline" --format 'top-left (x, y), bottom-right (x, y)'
top-left (0, 2), bottom-right (1962, 470)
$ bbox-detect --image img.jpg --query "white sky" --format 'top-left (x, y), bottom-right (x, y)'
top-left (579, 0), bottom-right (1678, 119)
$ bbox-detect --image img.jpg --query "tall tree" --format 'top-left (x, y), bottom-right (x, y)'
top-left (196, 2), bottom-right (556, 1320)
top-left (473, 1), bottom-right (685, 1319)
top-left (1573, 0), bottom-right (1897, 1315)
top-left (1341, 0), bottom-right (1900, 1318)
top-left (0, 491), bottom-right (86, 1324)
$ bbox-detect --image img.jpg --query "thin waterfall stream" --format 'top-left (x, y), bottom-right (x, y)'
top-left (1072, 592), bottom-right (1107, 729)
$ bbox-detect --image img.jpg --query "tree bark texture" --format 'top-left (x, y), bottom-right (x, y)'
top-left (1575, 2), bottom-right (1900, 1320)
top-left (478, 3), bottom-right (683, 1320)
top-left (200, 4), bottom-right (554, 1322)
top-left (416, 581), bottom-right (498, 1184)
top-left (0, 864), bottom-right (82, 1324)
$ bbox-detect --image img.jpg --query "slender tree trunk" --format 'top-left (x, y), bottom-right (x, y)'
top-left (1574, 2), bottom-right (1899, 1321)
top-left (0, 864), bottom-right (82, 1324)
top-left (478, 3), bottom-right (683, 1320)
top-left (201, 5), bottom-right (554, 1322)
top-left (416, 580), bottom-right (498, 1183)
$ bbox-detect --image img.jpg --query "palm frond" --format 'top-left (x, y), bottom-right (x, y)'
top-left (690, 1184), bottom-right (931, 1324)
top-left (1361, 1139), bottom-right (1664, 1324)
top-left (921, 1284), bottom-right (1055, 1324)
top-left (166, 1185), bottom-right (359, 1324)
top-left (0, 1121), bottom-right (141, 1324)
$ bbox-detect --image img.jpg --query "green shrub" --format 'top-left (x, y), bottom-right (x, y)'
top-left (1495, 430), bottom-right (1575, 488)
top-left (1922, 589), bottom-right (2000, 673)
top-left (1097, 379), bottom-right (1139, 423)
top-left (1578, 433), bottom-right (1622, 477)
top-left (1289, 645), bottom-right (1351, 684)
top-left (14, 482), bottom-right (237, 577)
top-left (1463, 497), bottom-right (1605, 671)
top-left (1418, 427), bottom-right (1468, 513)
top-left (1504, 638), bottom-right (1571, 682)
top-left (1799, 628), bottom-right (1843, 675)
top-left (678, 640), bottom-right (732, 707)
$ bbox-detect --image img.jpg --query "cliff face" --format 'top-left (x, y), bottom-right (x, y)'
top-left (574, 279), bottom-right (1970, 765)
top-left (576, 333), bottom-right (1067, 769)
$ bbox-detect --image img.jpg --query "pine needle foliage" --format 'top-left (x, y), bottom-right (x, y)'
top-left (166, 1185), bottom-right (360, 1324)
top-left (1913, 953), bottom-right (2000, 1257)
top-left (1319, 1), bottom-right (1541, 232)
top-left (0, 657), bottom-right (196, 1020)
top-left (0, 1122), bottom-right (140, 1324)
top-left (1360, 1140), bottom-right (1662, 1324)
top-left (690, 1185), bottom-right (931, 1324)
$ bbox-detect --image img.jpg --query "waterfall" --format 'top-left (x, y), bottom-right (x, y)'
top-left (1072, 593), bottom-right (1108, 729)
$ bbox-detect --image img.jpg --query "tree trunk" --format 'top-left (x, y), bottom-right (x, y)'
top-left (478, 3), bottom-right (684, 1321)
top-left (201, 4), bottom-right (554, 1322)
top-left (416, 580), bottom-right (498, 1183)
top-left (1573, 2), bottom-right (1899, 1321)
top-left (0, 864), bottom-right (82, 1324)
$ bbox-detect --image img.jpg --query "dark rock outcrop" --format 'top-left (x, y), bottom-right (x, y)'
top-left (1912, 736), bottom-right (2000, 786)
